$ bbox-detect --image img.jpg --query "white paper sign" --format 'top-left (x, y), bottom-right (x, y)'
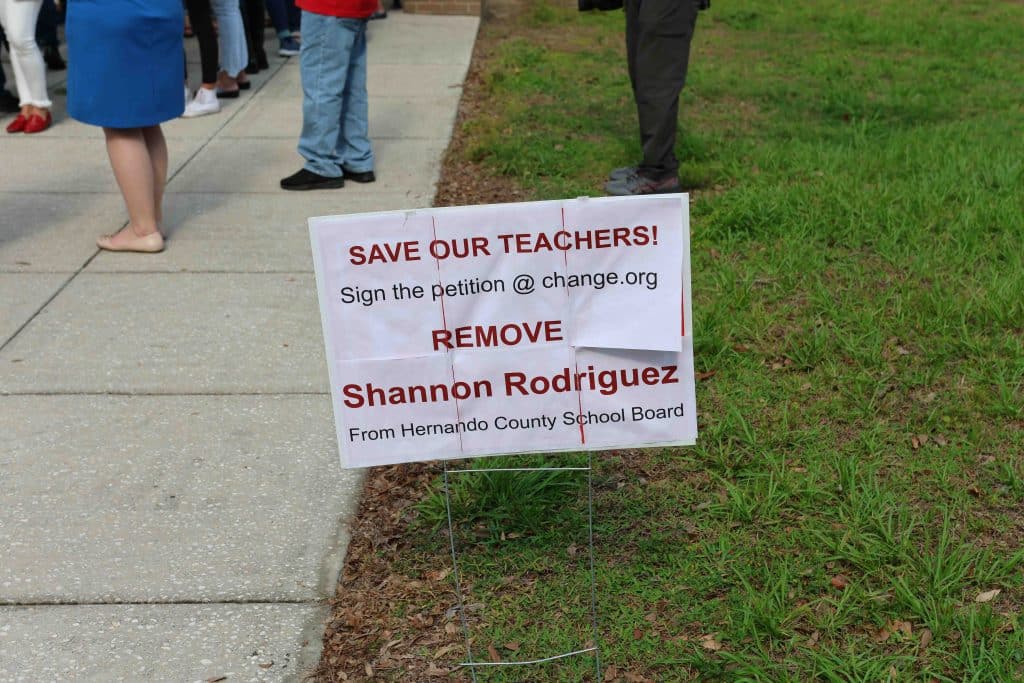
top-left (309, 195), bottom-right (697, 468)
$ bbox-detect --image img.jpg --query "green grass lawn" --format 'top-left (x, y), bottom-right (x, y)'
top-left (409, 1), bottom-right (1024, 680)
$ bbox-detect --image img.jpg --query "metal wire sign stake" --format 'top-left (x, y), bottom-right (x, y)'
top-left (443, 452), bottom-right (603, 682)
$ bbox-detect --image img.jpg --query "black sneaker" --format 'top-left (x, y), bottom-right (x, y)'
top-left (43, 45), bottom-right (66, 71)
top-left (0, 89), bottom-right (19, 114)
top-left (604, 172), bottom-right (682, 196)
top-left (341, 167), bottom-right (376, 183)
top-left (280, 168), bottom-right (345, 191)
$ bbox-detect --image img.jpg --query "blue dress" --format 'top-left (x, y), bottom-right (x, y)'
top-left (66, 0), bottom-right (185, 128)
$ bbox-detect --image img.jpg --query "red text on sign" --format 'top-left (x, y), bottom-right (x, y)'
top-left (505, 364), bottom-right (678, 396)
top-left (432, 320), bottom-right (564, 351)
top-left (496, 226), bottom-right (657, 254)
top-left (429, 237), bottom-right (491, 260)
top-left (348, 241), bottom-right (421, 265)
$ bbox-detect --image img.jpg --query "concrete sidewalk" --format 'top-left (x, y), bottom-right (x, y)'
top-left (0, 14), bottom-right (478, 682)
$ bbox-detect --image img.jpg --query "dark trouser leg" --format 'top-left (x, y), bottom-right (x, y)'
top-left (287, 0), bottom-right (300, 33)
top-left (624, 0), bottom-right (698, 180)
top-left (241, 0), bottom-right (268, 67)
top-left (265, 0), bottom-right (289, 36)
top-left (185, 0), bottom-right (219, 85)
top-left (0, 23), bottom-right (7, 91)
top-left (36, 0), bottom-right (58, 48)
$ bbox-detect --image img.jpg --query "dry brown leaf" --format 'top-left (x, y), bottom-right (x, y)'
top-left (487, 644), bottom-right (501, 663)
top-left (425, 568), bottom-right (451, 582)
top-left (701, 635), bottom-right (722, 651)
top-left (633, 628), bottom-right (644, 640)
top-left (364, 662), bottom-right (374, 678)
top-left (893, 620), bottom-right (913, 636)
top-left (433, 643), bottom-right (460, 659)
top-left (976, 588), bottom-right (1001, 603)
top-left (444, 621), bottom-right (459, 635)
top-left (919, 628), bottom-right (933, 650)
top-left (258, 661), bottom-right (274, 669)
top-left (830, 574), bottom-right (849, 590)
top-left (503, 642), bottom-right (520, 652)
top-left (205, 678), bottom-right (227, 683)
top-left (696, 370), bottom-right (717, 381)
top-left (625, 673), bottom-right (653, 683)
top-left (426, 662), bottom-right (450, 677)
top-left (604, 664), bottom-right (621, 680)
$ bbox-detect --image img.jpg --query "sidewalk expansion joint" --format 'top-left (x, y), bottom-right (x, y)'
top-left (0, 599), bottom-right (322, 607)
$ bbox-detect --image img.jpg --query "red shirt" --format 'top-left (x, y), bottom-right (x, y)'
top-left (296, 0), bottom-right (376, 18)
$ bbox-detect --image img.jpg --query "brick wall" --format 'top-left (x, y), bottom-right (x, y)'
top-left (402, 0), bottom-right (576, 17)
top-left (402, 0), bottom-right (482, 15)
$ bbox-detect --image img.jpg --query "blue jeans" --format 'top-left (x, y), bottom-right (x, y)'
top-left (297, 11), bottom-right (373, 178)
top-left (211, 0), bottom-right (248, 78)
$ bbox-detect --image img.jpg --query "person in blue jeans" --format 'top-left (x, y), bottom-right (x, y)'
top-left (279, 0), bottom-right (376, 191)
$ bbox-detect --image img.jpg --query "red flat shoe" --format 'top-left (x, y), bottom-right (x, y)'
top-left (6, 114), bottom-right (27, 133)
top-left (23, 112), bottom-right (52, 134)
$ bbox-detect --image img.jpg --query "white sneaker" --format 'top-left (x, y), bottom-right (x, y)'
top-left (182, 87), bottom-right (221, 118)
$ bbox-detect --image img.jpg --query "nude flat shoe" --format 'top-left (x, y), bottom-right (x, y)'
top-left (96, 228), bottom-right (165, 253)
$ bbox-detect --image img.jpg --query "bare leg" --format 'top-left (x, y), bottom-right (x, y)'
top-left (142, 125), bottom-right (169, 231)
top-left (98, 127), bottom-right (165, 252)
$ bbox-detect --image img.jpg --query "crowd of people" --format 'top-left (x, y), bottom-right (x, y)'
top-left (0, 0), bottom-right (388, 253)
top-left (0, 0), bottom-right (393, 126)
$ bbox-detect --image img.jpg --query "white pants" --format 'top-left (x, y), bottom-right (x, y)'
top-left (0, 0), bottom-right (51, 108)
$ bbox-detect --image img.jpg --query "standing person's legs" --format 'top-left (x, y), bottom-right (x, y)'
top-left (35, 0), bottom-right (57, 46)
top-left (337, 19), bottom-right (373, 177)
top-left (98, 127), bottom-right (165, 252)
top-left (240, 0), bottom-right (268, 70)
top-left (265, 0), bottom-right (287, 33)
top-left (210, 0), bottom-right (248, 88)
top-left (0, 0), bottom-right (51, 114)
top-left (183, 0), bottom-right (222, 116)
top-left (286, 0), bottom-right (300, 34)
top-left (265, 0), bottom-right (299, 55)
top-left (0, 20), bottom-right (9, 100)
top-left (296, 11), bottom-right (350, 178)
top-left (186, 0), bottom-right (219, 86)
top-left (630, 0), bottom-right (698, 180)
top-left (143, 125), bottom-right (169, 228)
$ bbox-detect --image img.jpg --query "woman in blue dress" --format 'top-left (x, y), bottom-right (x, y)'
top-left (66, 0), bottom-right (185, 253)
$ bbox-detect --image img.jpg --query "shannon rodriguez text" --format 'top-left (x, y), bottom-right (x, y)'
top-left (340, 364), bottom-right (679, 408)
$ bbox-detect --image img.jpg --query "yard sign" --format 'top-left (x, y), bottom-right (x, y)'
top-left (309, 195), bottom-right (697, 468)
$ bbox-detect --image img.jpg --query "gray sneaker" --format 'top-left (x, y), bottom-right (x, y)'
top-left (605, 172), bottom-right (682, 196)
top-left (608, 165), bottom-right (638, 181)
